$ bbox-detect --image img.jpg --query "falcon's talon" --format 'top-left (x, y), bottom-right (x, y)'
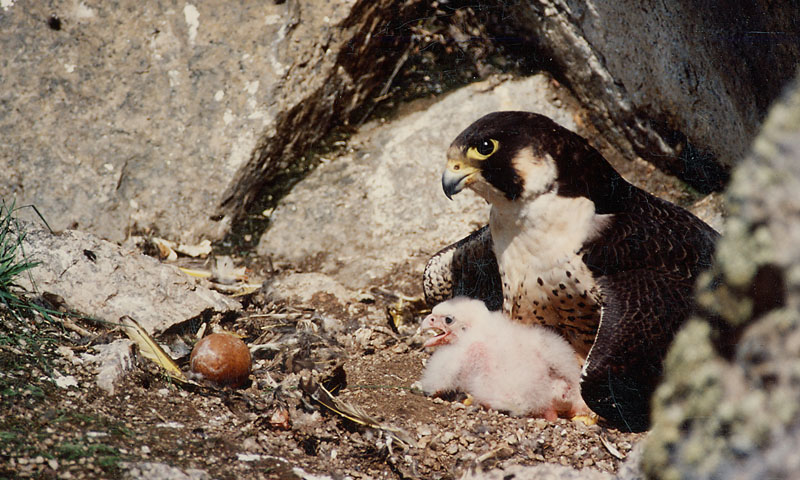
top-left (571, 413), bottom-right (599, 426)
top-left (385, 294), bottom-right (428, 333)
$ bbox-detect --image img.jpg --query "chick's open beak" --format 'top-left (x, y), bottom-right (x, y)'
top-left (420, 314), bottom-right (452, 348)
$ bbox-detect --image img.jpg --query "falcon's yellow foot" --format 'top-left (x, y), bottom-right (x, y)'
top-left (571, 413), bottom-right (599, 426)
top-left (382, 292), bottom-right (429, 333)
top-left (463, 393), bottom-right (474, 407)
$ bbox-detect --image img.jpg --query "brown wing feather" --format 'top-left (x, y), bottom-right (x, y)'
top-left (579, 188), bottom-right (719, 432)
top-left (581, 269), bottom-right (694, 431)
top-left (422, 225), bottom-right (503, 311)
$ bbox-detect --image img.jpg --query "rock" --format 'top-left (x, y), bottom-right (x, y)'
top-left (460, 463), bottom-right (614, 480)
top-left (82, 339), bottom-right (137, 395)
top-left (14, 221), bottom-right (240, 334)
top-left (257, 75), bottom-right (583, 291)
top-left (615, 442), bottom-right (645, 480)
top-left (688, 192), bottom-right (726, 234)
top-left (0, 0), bottom-right (429, 243)
top-left (261, 272), bottom-right (358, 308)
top-left (491, 1), bottom-right (799, 192)
top-left (642, 74), bottom-right (800, 478)
top-left (123, 462), bottom-right (210, 480)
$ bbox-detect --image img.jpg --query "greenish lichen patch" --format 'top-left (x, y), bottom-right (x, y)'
top-left (644, 76), bottom-right (800, 479)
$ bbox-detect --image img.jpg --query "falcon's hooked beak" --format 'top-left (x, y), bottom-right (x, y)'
top-left (442, 147), bottom-right (480, 200)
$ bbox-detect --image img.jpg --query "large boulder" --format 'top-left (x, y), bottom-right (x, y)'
top-left (642, 75), bottom-right (800, 479)
top-left (0, 0), bottom-right (427, 243)
top-left (14, 221), bottom-right (240, 334)
top-left (491, 0), bottom-right (800, 192)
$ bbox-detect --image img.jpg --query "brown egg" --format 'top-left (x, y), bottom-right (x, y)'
top-left (190, 333), bottom-right (251, 387)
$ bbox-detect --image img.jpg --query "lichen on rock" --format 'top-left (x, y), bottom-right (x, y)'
top-left (643, 74), bottom-right (800, 479)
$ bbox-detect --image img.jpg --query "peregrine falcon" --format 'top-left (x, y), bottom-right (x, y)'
top-left (424, 111), bottom-right (719, 431)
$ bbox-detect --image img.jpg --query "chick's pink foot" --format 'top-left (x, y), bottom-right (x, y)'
top-left (543, 407), bottom-right (558, 422)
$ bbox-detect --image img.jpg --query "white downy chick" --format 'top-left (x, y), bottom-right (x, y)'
top-left (419, 297), bottom-right (589, 420)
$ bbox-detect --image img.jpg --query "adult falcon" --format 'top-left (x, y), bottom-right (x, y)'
top-left (423, 111), bottom-right (719, 432)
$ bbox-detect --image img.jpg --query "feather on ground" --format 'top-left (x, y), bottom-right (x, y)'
top-left (419, 297), bottom-right (589, 421)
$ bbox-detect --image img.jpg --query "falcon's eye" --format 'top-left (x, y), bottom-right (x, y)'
top-left (477, 139), bottom-right (494, 155)
top-left (444, 316), bottom-right (454, 325)
top-left (466, 138), bottom-right (499, 160)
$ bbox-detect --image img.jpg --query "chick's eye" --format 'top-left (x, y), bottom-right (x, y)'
top-left (444, 316), bottom-right (454, 325)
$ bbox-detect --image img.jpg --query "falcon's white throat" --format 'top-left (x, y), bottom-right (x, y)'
top-left (489, 191), bottom-right (607, 273)
top-left (488, 189), bottom-right (610, 349)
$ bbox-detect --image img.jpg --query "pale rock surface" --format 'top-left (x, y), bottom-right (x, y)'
top-left (460, 463), bottom-right (614, 480)
top-left (0, 0), bottom-right (426, 243)
top-left (14, 221), bottom-right (240, 334)
top-left (81, 339), bottom-right (137, 395)
top-left (261, 272), bottom-right (357, 308)
top-left (123, 462), bottom-right (210, 480)
top-left (1, 0), bottom-right (293, 242)
top-left (1, 0), bottom-right (769, 247)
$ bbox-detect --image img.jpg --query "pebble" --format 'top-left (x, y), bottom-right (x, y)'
top-left (473, 423), bottom-right (492, 435)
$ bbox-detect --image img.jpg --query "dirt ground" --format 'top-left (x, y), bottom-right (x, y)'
top-left (0, 267), bottom-right (644, 480)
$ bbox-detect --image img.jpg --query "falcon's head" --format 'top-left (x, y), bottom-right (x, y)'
top-left (442, 111), bottom-right (625, 209)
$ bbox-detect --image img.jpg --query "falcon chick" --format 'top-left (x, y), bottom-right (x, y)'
top-left (419, 297), bottom-right (589, 421)
top-left (428, 111), bottom-right (719, 431)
